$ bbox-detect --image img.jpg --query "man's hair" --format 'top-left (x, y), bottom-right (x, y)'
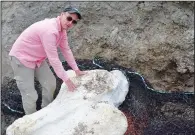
top-left (63, 7), bottom-right (82, 19)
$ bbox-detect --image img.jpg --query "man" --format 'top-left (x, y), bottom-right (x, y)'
top-left (9, 7), bottom-right (85, 115)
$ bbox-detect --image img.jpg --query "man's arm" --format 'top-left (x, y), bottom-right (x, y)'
top-left (40, 31), bottom-right (76, 91)
top-left (59, 32), bottom-right (79, 71)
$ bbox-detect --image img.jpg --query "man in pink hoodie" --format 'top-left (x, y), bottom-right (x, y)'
top-left (9, 7), bottom-right (85, 114)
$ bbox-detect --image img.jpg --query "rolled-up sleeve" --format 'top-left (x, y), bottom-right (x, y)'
top-left (40, 30), bottom-right (69, 82)
top-left (59, 32), bottom-right (79, 71)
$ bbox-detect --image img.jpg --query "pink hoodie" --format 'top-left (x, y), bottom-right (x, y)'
top-left (9, 16), bottom-right (79, 82)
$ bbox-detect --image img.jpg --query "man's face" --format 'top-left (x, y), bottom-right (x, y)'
top-left (60, 12), bottom-right (79, 30)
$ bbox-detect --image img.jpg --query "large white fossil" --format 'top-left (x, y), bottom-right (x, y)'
top-left (6, 69), bottom-right (129, 135)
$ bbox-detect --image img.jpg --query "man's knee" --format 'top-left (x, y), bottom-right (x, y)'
top-left (16, 81), bottom-right (38, 101)
top-left (44, 78), bottom-right (56, 91)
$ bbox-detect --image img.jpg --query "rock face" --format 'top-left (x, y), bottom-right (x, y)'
top-left (2, 1), bottom-right (194, 92)
top-left (6, 70), bottom-right (129, 135)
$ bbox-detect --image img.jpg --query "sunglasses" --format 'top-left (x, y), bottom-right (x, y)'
top-left (66, 16), bottom-right (77, 25)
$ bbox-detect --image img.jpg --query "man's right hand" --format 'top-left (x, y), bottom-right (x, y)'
top-left (65, 79), bottom-right (76, 92)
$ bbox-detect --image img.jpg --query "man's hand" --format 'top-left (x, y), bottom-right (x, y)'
top-left (65, 79), bottom-right (76, 92)
top-left (75, 69), bottom-right (87, 76)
